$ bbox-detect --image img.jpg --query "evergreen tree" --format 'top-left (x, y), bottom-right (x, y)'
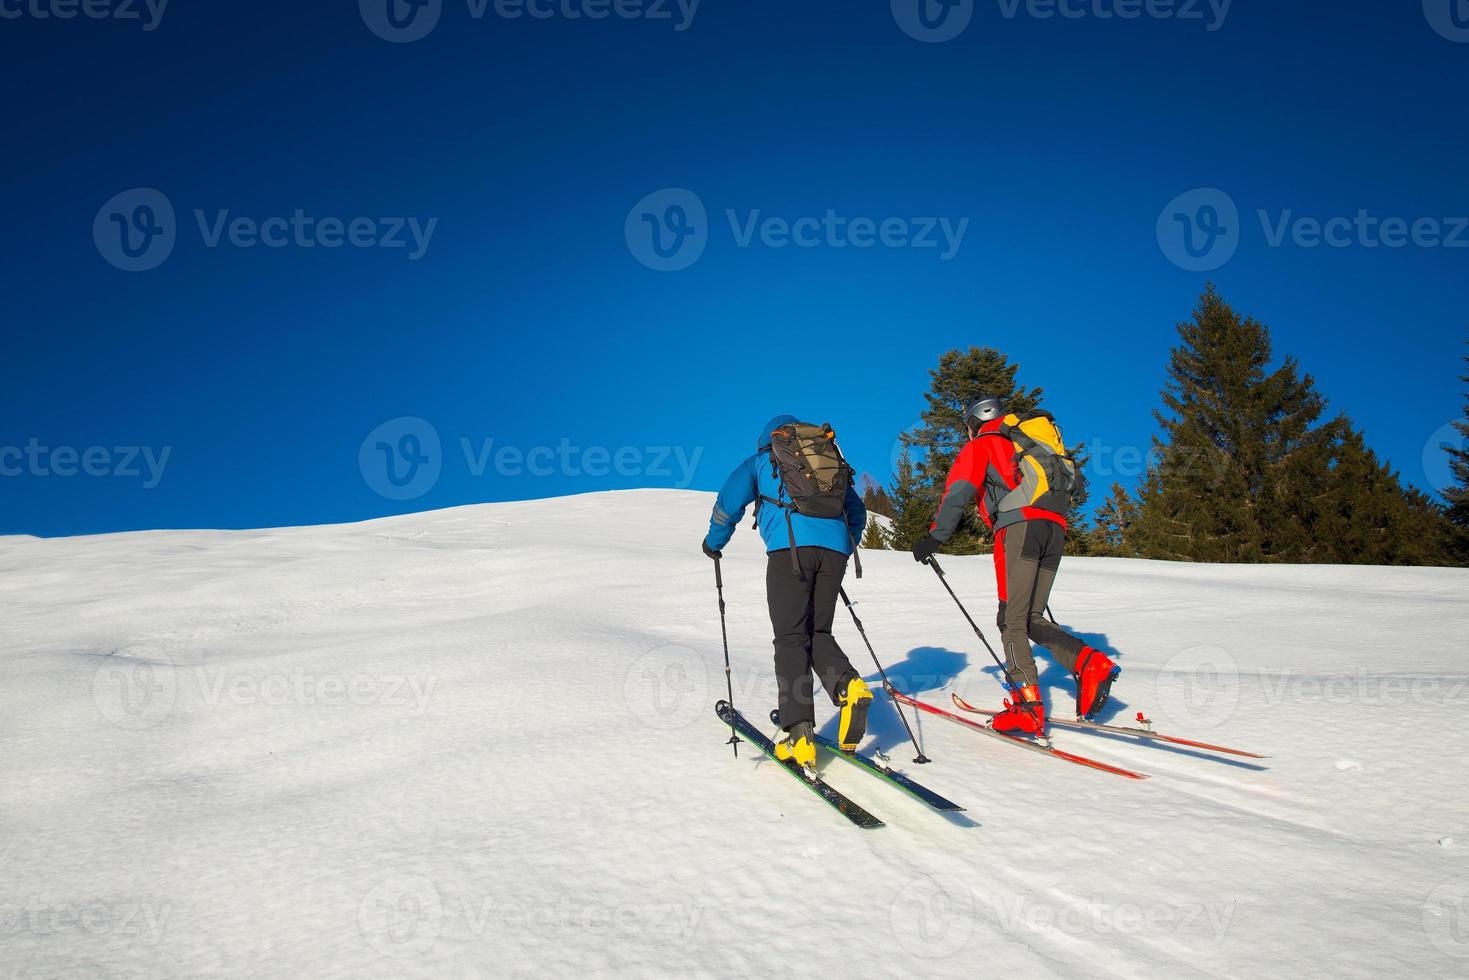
top-left (902, 347), bottom-right (1044, 555)
top-left (1133, 286), bottom-right (1335, 562)
top-left (1447, 343), bottom-right (1469, 546)
top-left (861, 517), bottom-right (890, 550)
top-left (1304, 424), bottom-right (1455, 566)
top-left (886, 448), bottom-right (933, 551)
top-left (859, 473), bottom-right (896, 519)
top-left (1089, 483), bottom-right (1139, 557)
top-left (1135, 285), bottom-right (1460, 566)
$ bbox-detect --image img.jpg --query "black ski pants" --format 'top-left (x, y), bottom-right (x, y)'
top-left (767, 546), bottom-right (860, 730)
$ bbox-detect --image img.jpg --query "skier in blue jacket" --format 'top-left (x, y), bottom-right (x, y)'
top-left (702, 414), bottom-right (873, 769)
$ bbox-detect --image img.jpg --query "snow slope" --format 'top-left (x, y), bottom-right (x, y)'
top-left (2, 490), bottom-right (1467, 979)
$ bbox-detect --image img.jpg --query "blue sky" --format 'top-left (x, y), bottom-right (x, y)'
top-left (1, 1), bottom-right (1466, 536)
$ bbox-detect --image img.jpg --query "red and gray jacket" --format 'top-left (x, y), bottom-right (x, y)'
top-left (930, 418), bottom-right (1067, 540)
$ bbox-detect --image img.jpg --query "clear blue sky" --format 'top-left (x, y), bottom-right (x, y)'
top-left (2, 1), bottom-right (1465, 536)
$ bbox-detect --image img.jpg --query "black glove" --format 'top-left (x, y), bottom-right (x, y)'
top-left (911, 534), bottom-right (942, 564)
top-left (702, 540), bottom-right (722, 560)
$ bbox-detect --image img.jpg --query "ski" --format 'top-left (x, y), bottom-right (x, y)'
top-left (887, 688), bottom-right (1149, 781)
top-left (766, 710), bottom-right (966, 813)
top-left (715, 701), bottom-right (885, 829)
top-left (950, 694), bottom-right (1267, 759)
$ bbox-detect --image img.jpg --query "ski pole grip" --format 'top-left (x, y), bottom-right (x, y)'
top-left (928, 556), bottom-right (945, 577)
top-left (713, 556), bottom-right (723, 590)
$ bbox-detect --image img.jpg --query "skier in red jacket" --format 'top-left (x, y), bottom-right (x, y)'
top-left (911, 397), bottom-right (1119, 734)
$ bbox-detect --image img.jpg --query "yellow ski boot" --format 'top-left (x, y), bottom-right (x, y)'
top-left (774, 721), bottom-right (816, 770)
top-left (837, 677), bottom-right (874, 751)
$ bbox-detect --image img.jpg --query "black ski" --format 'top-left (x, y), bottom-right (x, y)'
top-left (765, 710), bottom-right (966, 812)
top-left (716, 701), bottom-right (885, 829)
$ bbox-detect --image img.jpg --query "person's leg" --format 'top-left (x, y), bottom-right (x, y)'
top-left (993, 528), bottom-right (1009, 647)
top-left (807, 548), bottom-right (859, 703)
top-left (998, 523), bottom-right (1044, 688)
top-left (767, 549), bottom-right (818, 730)
top-left (1023, 522), bottom-right (1086, 673)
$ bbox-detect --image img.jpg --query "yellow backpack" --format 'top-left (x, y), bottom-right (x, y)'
top-left (990, 411), bottom-right (1077, 515)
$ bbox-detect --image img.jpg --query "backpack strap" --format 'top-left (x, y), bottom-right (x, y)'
top-left (758, 492), bottom-right (804, 580)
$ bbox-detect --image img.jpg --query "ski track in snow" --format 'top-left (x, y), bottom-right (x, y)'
top-left (2, 489), bottom-right (1468, 979)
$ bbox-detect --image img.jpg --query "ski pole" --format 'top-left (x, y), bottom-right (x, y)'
top-left (1045, 604), bottom-right (1058, 625)
top-left (837, 587), bottom-right (930, 765)
top-left (924, 556), bottom-right (1010, 685)
top-left (713, 556), bottom-right (740, 758)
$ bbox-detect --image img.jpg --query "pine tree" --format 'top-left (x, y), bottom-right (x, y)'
top-left (1135, 285), bottom-right (1460, 566)
top-left (902, 346), bottom-right (1044, 555)
top-left (1089, 483), bottom-right (1139, 557)
top-left (886, 448), bottom-right (933, 551)
top-left (861, 518), bottom-right (890, 550)
top-left (1447, 343), bottom-right (1469, 546)
top-left (1133, 286), bottom-right (1334, 562)
top-left (1305, 424), bottom-right (1456, 566)
top-left (859, 473), bottom-right (896, 519)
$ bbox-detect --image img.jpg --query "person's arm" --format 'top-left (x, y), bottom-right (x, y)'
top-left (930, 441), bottom-right (987, 542)
top-left (705, 456), bottom-right (759, 552)
top-left (843, 479), bottom-right (867, 545)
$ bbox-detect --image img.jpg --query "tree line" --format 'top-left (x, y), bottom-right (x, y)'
top-left (861, 285), bottom-right (1468, 567)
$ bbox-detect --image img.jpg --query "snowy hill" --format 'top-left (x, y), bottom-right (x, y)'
top-left (3, 490), bottom-right (1468, 978)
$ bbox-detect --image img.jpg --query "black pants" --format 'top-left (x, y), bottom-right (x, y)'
top-left (767, 547), bottom-right (859, 730)
top-left (995, 520), bottom-right (1086, 688)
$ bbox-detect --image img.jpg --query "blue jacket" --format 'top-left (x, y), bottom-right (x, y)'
top-left (705, 414), bottom-right (867, 555)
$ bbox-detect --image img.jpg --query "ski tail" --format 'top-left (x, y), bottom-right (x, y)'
top-left (888, 688), bottom-right (1149, 781)
top-left (716, 701), bottom-right (886, 829)
top-left (950, 693), bottom-right (1267, 759)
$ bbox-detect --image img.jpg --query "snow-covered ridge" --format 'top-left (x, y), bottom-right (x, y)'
top-left (2, 489), bottom-right (1467, 978)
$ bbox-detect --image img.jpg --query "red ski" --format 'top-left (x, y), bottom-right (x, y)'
top-left (888, 687), bottom-right (1148, 781)
top-left (950, 694), bottom-right (1267, 760)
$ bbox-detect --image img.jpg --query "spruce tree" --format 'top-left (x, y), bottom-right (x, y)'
top-left (1135, 285), bottom-right (1460, 566)
top-left (1133, 286), bottom-right (1334, 562)
top-left (1447, 343), bottom-right (1469, 543)
top-left (859, 474), bottom-right (896, 520)
top-left (886, 448), bottom-right (933, 551)
top-left (902, 347), bottom-right (1044, 555)
top-left (861, 518), bottom-right (890, 550)
top-left (1089, 483), bottom-right (1139, 557)
top-left (1306, 424), bottom-right (1455, 566)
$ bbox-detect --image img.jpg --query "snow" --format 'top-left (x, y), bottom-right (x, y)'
top-left (2, 489), bottom-right (1468, 978)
